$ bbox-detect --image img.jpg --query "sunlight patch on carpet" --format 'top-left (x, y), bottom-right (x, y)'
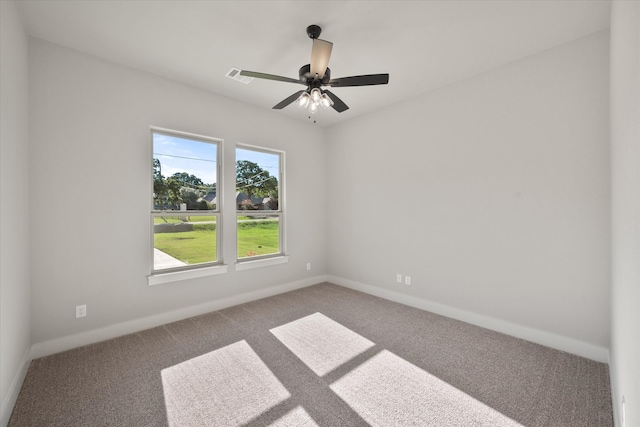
top-left (270, 406), bottom-right (319, 426)
top-left (270, 312), bottom-right (375, 376)
top-left (161, 340), bottom-right (290, 427)
top-left (330, 349), bottom-right (525, 427)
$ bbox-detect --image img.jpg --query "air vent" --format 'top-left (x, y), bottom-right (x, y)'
top-left (225, 67), bottom-right (253, 84)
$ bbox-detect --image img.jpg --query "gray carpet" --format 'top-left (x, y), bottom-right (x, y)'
top-left (9, 283), bottom-right (613, 426)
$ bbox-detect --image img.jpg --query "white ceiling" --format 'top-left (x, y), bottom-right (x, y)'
top-left (16, 0), bottom-right (611, 127)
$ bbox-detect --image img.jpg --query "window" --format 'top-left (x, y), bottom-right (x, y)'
top-left (151, 129), bottom-right (221, 274)
top-left (236, 145), bottom-right (285, 262)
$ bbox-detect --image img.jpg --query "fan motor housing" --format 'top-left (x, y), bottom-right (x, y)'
top-left (299, 64), bottom-right (331, 84)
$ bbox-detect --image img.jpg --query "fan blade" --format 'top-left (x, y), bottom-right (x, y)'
top-left (240, 70), bottom-right (303, 85)
top-left (328, 74), bottom-right (389, 87)
top-left (273, 90), bottom-right (306, 110)
top-left (310, 39), bottom-right (333, 79)
top-left (324, 90), bottom-right (349, 113)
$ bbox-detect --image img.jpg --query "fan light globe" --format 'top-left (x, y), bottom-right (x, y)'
top-left (310, 88), bottom-right (322, 103)
top-left (296, 92), bottom-right (311, 109)
top-left (321, 92), bottom-right (334, 109)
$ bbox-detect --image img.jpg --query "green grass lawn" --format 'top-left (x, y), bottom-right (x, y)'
top-left (237, 221), bottom-right (279, 258)
top-left (154, 224), bottom-right (217, 264)
top-left (154, 220), bottom-right (279, 264)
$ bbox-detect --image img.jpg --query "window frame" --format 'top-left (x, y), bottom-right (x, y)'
top-left (149, 127), bottom-right (225, 280)
top-left (235, 143), bottom-right (287, 265)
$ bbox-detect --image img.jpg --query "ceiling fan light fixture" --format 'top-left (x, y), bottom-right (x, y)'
top-left (297, 88), bottom-right (333, 113)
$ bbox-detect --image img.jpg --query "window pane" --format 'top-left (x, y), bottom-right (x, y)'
top-left (237, 215), bottom-right (280, 259)
top-left (154, 215), bottom-right (217, 270)
top-left (153, 132), bottom-right (218, 211)
top-left (236, 148), bottom-right (279, 211)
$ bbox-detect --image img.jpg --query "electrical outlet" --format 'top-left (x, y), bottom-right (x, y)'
top-left (75, 304), bottom-right (86, 318)
top-left (404, 276), bottom-right (411, 285)
top-left (306, 262), bottom-right (311, 271)
top-left (396, 273), bottom-right (402, 283)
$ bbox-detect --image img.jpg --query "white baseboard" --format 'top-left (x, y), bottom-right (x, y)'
top-left (608, 350), bottom-right (621, 427)
top-left (30, 275), bottom-right (327, 360)
top-left (328, 275), bottom-right (610, 363)
top-left (1, 347), bottom-right (30, 427)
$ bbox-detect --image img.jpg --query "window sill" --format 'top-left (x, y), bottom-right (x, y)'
top-left (148, 264), bottom-right (228, 286)
top-left (235, 255), bottom-right (289, 271)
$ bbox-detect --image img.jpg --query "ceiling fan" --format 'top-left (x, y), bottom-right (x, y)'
top-left (240, 25), bottom-right (389, 114)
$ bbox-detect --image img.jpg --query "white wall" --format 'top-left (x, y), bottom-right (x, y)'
top-left (0, 1), bottom-right (32, 425)
top-left (610, 1), bottom-right (640, 426)
top-left (28, 39), bottom-right (327, 347)
top-left (326, 31), bottom-right (611, 360)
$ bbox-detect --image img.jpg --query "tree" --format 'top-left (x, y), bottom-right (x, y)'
top-left (171, 172), bottom-right (204, 188)
top-left (236, 160), bottom-right (278, 207)
top-left (153, 159), bottom-right (182, 209)
top-left (153, 159), bottom-right (175, 208)
top-left (172, 172), bottom-right (216, 209)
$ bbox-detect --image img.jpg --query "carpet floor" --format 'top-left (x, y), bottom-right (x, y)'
top-left (9, 282), bottom-right (613, 426)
